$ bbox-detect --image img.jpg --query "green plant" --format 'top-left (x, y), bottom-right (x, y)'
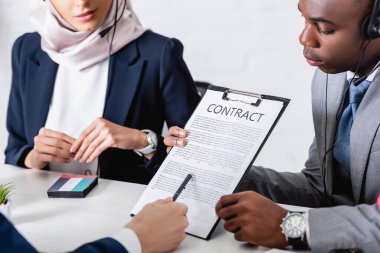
top-left (0, 183), bottom-right (14, 205)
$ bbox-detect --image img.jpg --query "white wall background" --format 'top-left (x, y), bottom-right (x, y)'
top-left (0, 0), bottom-right (315, 172)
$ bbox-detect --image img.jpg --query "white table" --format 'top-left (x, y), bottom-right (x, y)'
top-left (0, 164), bottom-right (276, 253)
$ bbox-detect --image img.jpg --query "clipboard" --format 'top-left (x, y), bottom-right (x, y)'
top-left (202, 85), bottom-right (289, 240)
top-left (131, 85), bottom-right (290, 240)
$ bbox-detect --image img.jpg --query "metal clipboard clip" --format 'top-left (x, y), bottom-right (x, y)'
top-left (222, 89), bottom-right (262, 107)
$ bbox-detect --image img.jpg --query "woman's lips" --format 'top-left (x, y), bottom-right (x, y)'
top-left (76, 10), bottom-right (95, 22)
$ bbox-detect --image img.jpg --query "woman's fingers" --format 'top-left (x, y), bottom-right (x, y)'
top-left (79, 130), bottom-right (110, 163)
top-left (34, 152), bottom-right (71, 164)
top-left (70, 120), bottom-right (98, 153)
top-left (86, 137), bottom-right (113, 163)
top-left (40, 128), bottom-right (75, 145)
top-left (168, 126), bottom-right (188, 138)
top-left (164, 126), bottom-right (188, 148)
top-left (32, 128), bottom-right (79, 166)
top-left (36, 135), bottom-right (73, 151)
top-left (163, 135), bottom-right (187, 148)
top-left (74, 126), bottom-right (102, 161)
top-left (34, 129), bottom-right (75, 159)
top-left (34, 141), bottom-right (74, 159)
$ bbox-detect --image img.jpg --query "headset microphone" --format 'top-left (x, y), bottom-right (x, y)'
top-left (99, 26), bottom-right (113, 38)
top-left (98, 0), bottom-right (126, 38)
top-left (352, 75), bottom-right (369, 86)
top-left (352, 60), bottom-right (380, 85)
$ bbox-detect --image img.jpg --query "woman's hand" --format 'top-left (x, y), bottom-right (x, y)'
top-left (163, 126), bottom-right (188, 152)
top-left (70, 117), bottom-right (148, 163)
top-left (25, 128), bottom-right (75, 169)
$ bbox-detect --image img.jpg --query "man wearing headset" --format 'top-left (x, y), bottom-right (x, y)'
top-left (165, 0), bottom-right (380, 252)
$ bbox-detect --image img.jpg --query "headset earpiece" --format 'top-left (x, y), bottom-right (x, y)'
top-left (361, 15), bottom-right (372, 39)
top-left (361, 0), bottom-right (380, 40)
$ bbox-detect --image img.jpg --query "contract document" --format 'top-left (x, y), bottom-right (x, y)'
top-left (131, 85), bottom-right (289, 240)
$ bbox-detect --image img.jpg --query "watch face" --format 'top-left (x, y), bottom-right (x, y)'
top-left (147, 132), bottom-right (158, 148)
top-left (283, 213), bottom-right (306, 238)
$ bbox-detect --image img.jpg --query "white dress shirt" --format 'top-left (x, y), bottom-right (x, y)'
top-left (44, 59), bottom-right (142, 252)
top-left (111, 228), bottom-right (142, 253)
top-left (44, 59), bottom-right (109, 174)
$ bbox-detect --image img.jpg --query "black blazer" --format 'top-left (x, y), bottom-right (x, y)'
top-left (0, 213), bottom-right (129, 253)
top-left (5, 31), bottom-right (200, 184)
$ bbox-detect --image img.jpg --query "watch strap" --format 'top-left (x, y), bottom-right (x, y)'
top-left (135, 144), bottom-right (156, 155)
top-left (288, 237), bottom-right (308, 250)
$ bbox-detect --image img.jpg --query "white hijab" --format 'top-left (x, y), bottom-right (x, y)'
top-left (29, 0), bottom-right (147, 70)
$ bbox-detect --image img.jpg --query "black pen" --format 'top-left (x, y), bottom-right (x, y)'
top-left (173, 174), bottom-right (193, 201)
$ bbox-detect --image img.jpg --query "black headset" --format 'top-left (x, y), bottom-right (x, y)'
top-left (361, 0), bottom-right (380, 39)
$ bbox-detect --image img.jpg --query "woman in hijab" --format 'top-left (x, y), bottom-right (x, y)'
top-left (5, 0), bottom-right (200, 184)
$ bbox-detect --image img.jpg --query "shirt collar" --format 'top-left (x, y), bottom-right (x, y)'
top-left (347, 61), bottom-right (380, 82)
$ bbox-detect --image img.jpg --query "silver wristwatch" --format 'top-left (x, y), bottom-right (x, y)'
top-left (134, 129), bottom-right (158, 156)
top-left (280, 211), bottom-right (307, 249)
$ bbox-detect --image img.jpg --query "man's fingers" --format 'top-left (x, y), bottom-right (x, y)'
top-left (151, 200), bottom-right (188, 216)
top-left (174, 202), bottom-right (188, 215)
top-left (215, 194), bottom-right (240, 212)
top-left (217, 203), bottom-right (240, 220)
top-left (154, 198), bottom-right (173, 205)
top-left (224, 218), bottom-right (241, 233)
top-left (234, 230), bottom-right (247, 242)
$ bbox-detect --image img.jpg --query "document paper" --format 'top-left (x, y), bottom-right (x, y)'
top-left (131, 89), bottom-right (286, 239)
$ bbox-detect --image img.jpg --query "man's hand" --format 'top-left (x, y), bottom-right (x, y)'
top-left (215, 191), bottom-right (288, 248)
top-left (25, 128), bottom-right (75, 169)
top-left (127, 198), bottom-right (188, 253)
top-left (70, 117), bottom-right (148, 163)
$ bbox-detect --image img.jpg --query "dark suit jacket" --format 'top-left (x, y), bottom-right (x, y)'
top-left (0, 213), bottom-right (128, 253)
top-left (5, 31), bottom-right (200, 184)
